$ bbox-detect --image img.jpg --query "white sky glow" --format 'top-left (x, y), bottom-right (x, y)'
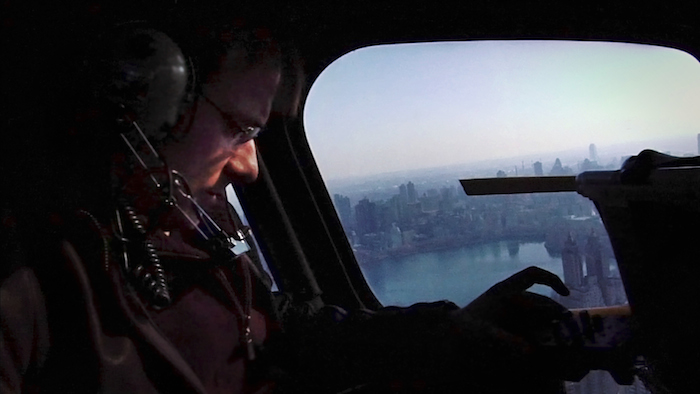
top-left (303, 41), bottom-right (700, 180)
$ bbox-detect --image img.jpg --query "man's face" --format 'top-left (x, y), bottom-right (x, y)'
top-left (163, 51), bottom-right (281, 200)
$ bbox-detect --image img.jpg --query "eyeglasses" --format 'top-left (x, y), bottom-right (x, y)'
top-left (201, 95), bottom-right (264, 145)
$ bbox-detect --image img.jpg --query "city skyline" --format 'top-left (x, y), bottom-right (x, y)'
top-left (332, 153), bottom-right (640, 394)
top-left (304, 40), bottom-right (700, 181)
top-left (322, 134), bottom-right (694, 187)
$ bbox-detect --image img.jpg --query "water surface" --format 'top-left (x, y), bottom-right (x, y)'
top-left (361, 242), bottom-right (564, 307)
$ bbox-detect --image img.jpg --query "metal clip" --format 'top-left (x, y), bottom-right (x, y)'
top-left (228, 235), bottom-right (251, 257)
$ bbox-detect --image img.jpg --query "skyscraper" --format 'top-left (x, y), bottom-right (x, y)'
top-left (533, 161), bottom-right (544, 176)
top-left (585, 229), bottom-right (608, 301)
top-left (355, 198), bottom-right (379, 235)
top-left (407, 181), bottom-right (417, 204)
top-left (562, 233), bottom-right (583, 287)
top-left (399, 184), bottom-right (408, 205)
top-left (589, 143), bottom-right (599, 162)
top-left (333, 194), bottom-right (352, 226)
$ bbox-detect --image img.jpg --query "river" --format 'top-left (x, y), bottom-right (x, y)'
top-left (360, 241), bottom-right (565, 307)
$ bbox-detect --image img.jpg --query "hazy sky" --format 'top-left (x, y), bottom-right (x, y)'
top-left (303, 41), bottom-right (700, 180)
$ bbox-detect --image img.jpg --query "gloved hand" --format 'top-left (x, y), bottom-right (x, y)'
top-left (448, 266), bottom-right (576, 393)
top-left (464, 266), bottom-right (570, 341)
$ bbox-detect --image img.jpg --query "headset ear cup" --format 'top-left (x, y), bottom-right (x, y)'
top-left (183, 55), bottom-right (198, 106)
top-left (86, 24), bottom-right (190, 139)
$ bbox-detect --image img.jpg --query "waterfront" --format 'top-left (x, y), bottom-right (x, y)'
top-left (360, 241), bottom-right (564, 307)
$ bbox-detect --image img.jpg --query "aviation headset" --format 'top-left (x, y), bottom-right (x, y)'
top-left (85, 18), bottom-right (280, 141)
top-left (82, 21), bottom-right (273, 308)
top-left (85, 22), bottom-right (196, 141)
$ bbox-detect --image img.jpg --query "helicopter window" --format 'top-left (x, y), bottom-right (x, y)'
top-left (303, 41), bottom-right (700, 310)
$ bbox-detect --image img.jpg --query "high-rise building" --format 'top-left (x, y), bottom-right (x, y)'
top-left (562, 233), bottom-right (584, 287)
top-left (399, 184), bottom-right (408, 205)
top-left (585, 230), bottom-right (606, 283)
top-left (407, 181), bottom-right (417, 204)
top-left (589, 143), bottom-right (599, 162)
top-left (533, 161), bottom-right (544, 176)
top-left (380, 198), bottom-right (400, 230)
top-left (355, 198), bottom-right (378, 235)
top-left (333, 194), bottom-right (352, 226)
top-left (550, 158), bottom-right (567, 175)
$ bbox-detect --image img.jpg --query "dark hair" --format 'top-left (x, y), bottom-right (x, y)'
top-left (159, 5), bottom-right (302, 115)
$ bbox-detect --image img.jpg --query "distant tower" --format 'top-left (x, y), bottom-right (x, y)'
top-left (355, 198), bottom-right (378, 235)
top-left (533, 161), bottom-right (544, 176)
top-left (549, 158), bottom-right (566, 175)
top-left (333, 194), bottom-right (352, 226)
top-left (561, 233), bottom-right (583, 287)
top-left (589, 143), bottom-right (599, 162)
top-left (407, 181), bottom-right (417, 204)
top-left (399, 184), bottom-right (408, 205)
top-left (585, 229), bottom-right (608, 286)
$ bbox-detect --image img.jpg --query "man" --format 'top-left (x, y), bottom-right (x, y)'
top-left (1, 13), bottom-right (574, 394)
